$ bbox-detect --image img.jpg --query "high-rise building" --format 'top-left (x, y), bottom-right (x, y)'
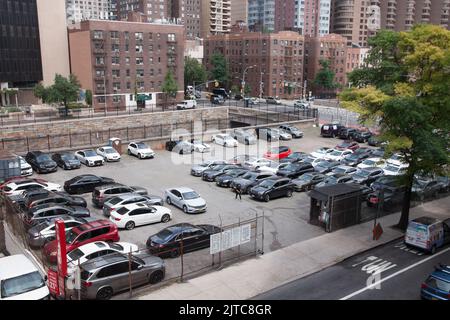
top-left (248, 0), bottom-right (296, 32)
top-left (66, 0), bottom-right (111, 24)
top-left (204, 29), bottom-right (305, 99)
top-left (231, 0), bottom-right (249, 25)
top-left (200, 0), bottom-right (231, 37)
top-left (114, 0), bottom-right (172, 22)
top-left (295, 0), bottom-right (331, 36)
top-left (68, 17), bottom-right (185, 111)
top-left (172, 0), bottom-right (202, 39)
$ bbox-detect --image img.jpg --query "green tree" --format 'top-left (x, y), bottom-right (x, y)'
top-left (340, 25), bottom-right (450, 230)
top-left (314, 59), bottom-right (338, 96)
top-left (161, 71), bottom-right (178, 110)
top-left (184, 57), bottom-right (207, 90)
top-left (33, 74), bottom-right (81, 116)
top-left (244, 84), bottom-right (252, 96)
top-left (209, 53), bottom-right (229, 85)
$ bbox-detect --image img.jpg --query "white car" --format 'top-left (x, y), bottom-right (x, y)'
top-left (324, 149), bottom-right (354, 162)
top-left (0, 254), bottom-right (49, 300)
top-left (257, 162), bottom-right (289, 175)
top-left (244, 158), bottom-right (273, 170)
top-left (303, 156), bottom-right (324, 168)
top-left (310, 148), bottom-right (333, 159)
top-left (328, 165), bottom-right (358, 176)
top-left (96, 146), bottom-right (121, 162)
top-left (211, 134), bottom-right (238, 147)
top-left (17, 156), bottom-right (33, 176)
top-left (110, 203), bottom-right (172, 230)
top-left (387, 153), bottom-right (407, 167)
top-left (190, 160), bottom-right (228, 176)
top-left (165, 187), bottom-right (207, 214)
top-left (384, 163), bottom-right (409, 176)
top-left (190, 139), bottom-right (211, 153)
top-left (2, 180), bottom-right (62, 196)
top-left (67, 241), bottom-right (139, 268)
top-left (127, 142), bottom-right (155, 159)
top-left (357, 157), bottom-right (388, 170)
top-left (272, 129), bottom-right (292, 140)
top-left (75, 149), bottom-right (105, 167)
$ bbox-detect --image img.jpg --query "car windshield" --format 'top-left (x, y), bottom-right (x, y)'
top-left (317, 162), bottom-right (332, 168)
top-left (155, 229), bottom-right (174, 241)
top-left (116, 207), bottom-right (130, 215)
top-left (325, 176), bottom-right (338, 184)
top-left (242, 172), bottom-right (257, 180)
top-left (346, 154), bottom-right (359, 160)
top-left (183, 191), bottom-right (199, 200)
top-left (315, 148), bottom-right (328, 154)
top-left (136, 143), bottom-right (148, 149)
top-left (363, 159), bottom-right (376, 166)
top-left (330, 150), bottom-right (343, 156)
top-left (303, 157), bottom-right (315, 164)
top-left (1, 271), bottom-right (45, 298)
top-left (413, 179), bottom-right (428, 188)
top-left (65, 229), bottom-right (79, 244)
top-left (385, 165), bottom-right (401, 172)
top-left (104, 148), bottom-right (116, 154)
top-left (285, 163), bottom-right (301, 171)
top-left (229, 170), bottom-right (244, 177)
top-left (425, 276), bottom-right (450, 292)
top-left (107, 197), bottom-right (123, 205)
top-left (211, 165), bottom-right (226, 171)
top-left (334, 167), bottom-right (347, 174)
top-left (356, 169), bottom-right (372, 177)
top-left (67, 248), bottom-right (85, 262)
top-left (36, 154), bottom-right (52, 162)
top-left (298, 173), bottom-right (314, 181)
top-left (61, 154), bottom-right (77, 161)
top-left (269, 147), bottom-right (282, 154)
top-left (84, 150), bottom-right (97, 157)
top-left (258, 180), bottom-right (276, 189)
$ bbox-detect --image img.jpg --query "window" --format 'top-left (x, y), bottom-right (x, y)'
top-left (168, 33), bottom-right (176, 42)
top-left (136, 45), bottom-right (143, 53)
top-left (112, 69), bottom-right (120, 78)
top-left (136, 69), bottom-right (144, 77)
top-left (136, 57), bottom-right (144, 65)
top-left (111, 57), bottom-right (120, 65)
top-left (93, 30), bottom-right (103, 39)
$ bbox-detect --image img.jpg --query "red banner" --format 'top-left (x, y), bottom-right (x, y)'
top-left (47, 269), bottom-right (59, 296)
top-left (55, 219), bottom-right (67, 298)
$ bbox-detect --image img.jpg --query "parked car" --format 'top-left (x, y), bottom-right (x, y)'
top-left (52, 152), bottom-right (81, 170)
top-left (279, 124), bottom-right (303, 138)
top-left (92, 184), bottom-right (148, 208)
top-left (341, 151), bottom-right (372, 167)
top-left (351, 167), bottom-right (385, 185)
top-left (64, 175), bottom-right (115, 194)
top-left (406, 217), bottom-right (450, 254)
top-left (263, 146), bottom-right (292, 160)
top-left (249, 177), bottom-right (295, 202)
top-left (272, 128), bottom-right (292, 141)
top-left (310, 147), bottom-right (333, 159)
top-left (103, 194), bottom-right (164, 217)
top-left (230, 171), bottom-right (275, 194)
top-left (353, 130), bottom-right (372, 143)
top-left (315, 173), bottom-right (353, 188)
top-left (213, 88), bottom-right (230, 100)
top-left (412, 178), bottom-right (444, 201)
top-left (202, 164), bottom-right (242, 182)
top-left (357, 158), bottom-right (388, 170)
top-left (338, 128), bottom-right (357, 140)
top-left (67, 241), bottom-right (139, 268)
top-left (314, 161), bottom-right (341, 174)
top-left (127, 142), bottom-right (155, 159)
top-left (277, 162), bottom-right (315, 179)
top-left (256, 162), bottom-right (289, 175)
top-left (366, 186), bottom-right (406, 210)
top-left (25, 151), bottom-right (58, 174)
top-left (146, 223), bottom-right (221, 258)
top-left (96, 146), bottom-right (121, 162)
top-left (25, 191), bottom-right (87, 210)
top-left (75, 150), bottom-right (105, 167)
top-left (190, 139), bottom-right (211, 153)
top-left (211, 134), bottom-right (239, 147)
top-left (266, 96), bottom-right (282, 105)
top-left (215, 168), bottom-right (249, 188)
top-left (2, 179), bottom-right (62, 197)
top-left (293, 100), bottom-right (310, 109)
top-left (335, 140), bottom-right (360, 151)
top-left (231, 129), bottom-right (257, 145)
top-left (321, 123), bottom-right (345, 138)
top-left (23, 204), bottom-right (91, 229)
top-left (302, 156), bottom-right (325, 168)
top-left (387, 153), bottom-right (407, 167)
top-left (164, 187), bottom-right (207, 214)
top-left (79, 252), bottom-right (165, 300)
top-left (27, 215), bottom-right (95, 248)
top-left (110, 203), bottom-right (172, 230)
top-left (280, 152), bottom-right (308, 164)
top-left (190, 160), bottom-right (228, 177)
top-left (176, 100), bottom-right (197, 110)
top-left (371, 148), bottom-right (385, 158)
top-left (0, 254), bottom-right (49, 300)
top-left (170, 141), bottom-right (195, 154)
top-left (329, 165), bottom-right (358, 176)
top-left (421, 264), bottom-right (450, 300)
top-left (368, 135), bottom-right (382, 147)
top-left (436, 176), bottom-right (450, 193)
top-left (17, 156), bottom-right (33, 176)
top-left (13, 188), bottom-right (53, 209)
top-left (383, 163), bottom-right (409, 176)
top-left (243, 157), bottom-right (273, 170)
top-left (291, 172), bottom-right (326, 191)
top-left (255, 127), bottom-right (280, 142)
top-left (324, 149), bottom-right (354, 162)
top-left (43, 220), bottom-right (120, 264)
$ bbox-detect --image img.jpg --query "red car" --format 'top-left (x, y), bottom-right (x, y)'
top-left (263, 146), bottom-right (292, 160)
top-left (43, 219), bottom-right (119, 264)
top-left (335, 140), bottom-right (360, 151)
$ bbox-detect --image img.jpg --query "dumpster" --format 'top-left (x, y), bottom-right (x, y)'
top-left (108, 138), bottom-right (122, 154)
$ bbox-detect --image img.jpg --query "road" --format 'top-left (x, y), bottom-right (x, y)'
top-left (253, 239), bottom-right (450, 300)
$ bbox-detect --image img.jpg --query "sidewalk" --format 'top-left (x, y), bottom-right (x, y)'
top-left (134, 196), bottom-right (450, 300)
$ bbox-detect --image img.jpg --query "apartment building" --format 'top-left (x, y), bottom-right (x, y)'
top-left (171, 0), bottom-right (202, 39)
top-left (66, 0), bottom-right (111, 24)
top-left (68, 18), bottom-right (184, 111)
top-left (248, 0), bottom-right (296, 32)
top-left (231, 0), bottom-right (249, 25)
top-left (200, 0), bottom-right (231, 37)
top-left (204, 29), bottom-right (305, 99)
top-left (114, 0), bottom-right (172, 22)
top-left (295, 0), bottom-right (332, 36)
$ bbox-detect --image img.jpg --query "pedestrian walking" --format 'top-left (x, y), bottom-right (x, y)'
top-left (234, 187), bottom-right (242, 200)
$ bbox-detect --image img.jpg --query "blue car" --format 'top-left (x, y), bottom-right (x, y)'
top-left (421, 264), bottom-right (450, 300)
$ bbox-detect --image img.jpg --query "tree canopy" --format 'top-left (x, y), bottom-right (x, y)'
top-left (314, 59), bottom-right (338, 94)
top-left (184, 57), bottom-right (207, 89)
top-left (161, 71), bottom-right (179, 110)
top-left (209, 53), bottom-right (229, 86)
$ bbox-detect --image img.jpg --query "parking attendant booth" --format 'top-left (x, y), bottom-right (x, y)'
top-left (108, 137), bottom-right (122, 154)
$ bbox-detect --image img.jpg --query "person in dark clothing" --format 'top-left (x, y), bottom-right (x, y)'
top-left (234, 187), bottom-right (242, 200)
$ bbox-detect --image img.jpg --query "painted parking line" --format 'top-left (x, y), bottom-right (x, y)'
top-left (394, 241), bottom-right (424, 256)
top-left (340, 246), bottom-right (450, 300)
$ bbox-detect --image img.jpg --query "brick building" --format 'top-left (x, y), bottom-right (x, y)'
top-left (204, 29), bottom-right (305, 99)
top-left (68, 18), bottom-right (185, 111)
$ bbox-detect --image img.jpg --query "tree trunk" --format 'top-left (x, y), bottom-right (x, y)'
top-left (396, 174), bottom-right (414, 231)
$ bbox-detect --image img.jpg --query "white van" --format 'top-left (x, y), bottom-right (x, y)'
top-left (176, 100), bottom-right (197, 110)
top-left (405, 217), bottom-right (450, 254)
top-left (0, 254), bottom-right (50, 300)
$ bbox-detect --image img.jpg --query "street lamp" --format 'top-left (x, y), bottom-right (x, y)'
top-left (242, 65), bottom-right (256, 96)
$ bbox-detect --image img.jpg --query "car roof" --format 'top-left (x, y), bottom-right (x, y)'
top-left (75, 241), bottom-right (112, 256)
top-left (170, 187), bottom-right (195, 193)
top-left (73, 219), bottom-right (113, 233)
top-left (95, 183), bottom-right (126, 190)
top-left (0, 254), bottom-right (40, 280)
top-left (120, 202), bottom-right (149, 211)
top-left (30, 204), bottom-right (71, 213)
top-left (80, 252), bottom-right (127, 271)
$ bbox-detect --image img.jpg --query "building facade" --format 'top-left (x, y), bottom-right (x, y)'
top-left (200, 0), bottom-right (231, 37)
top-left (248, 0), bottom-right (296, 33)
top-left (114, 0), bottom-right (172, 22)
top-left (68, 19), bottom-right (185, 111)
top-left (295, 0), bottom-right (331, 36)
top-left (231, 0), bottom-right (248, 25)
top-left (172, 0), bottom-right (202, 39)
top-left (66, 0), bottom-right (111, 24)
top-left (204, 30), bottom-right (305, 99)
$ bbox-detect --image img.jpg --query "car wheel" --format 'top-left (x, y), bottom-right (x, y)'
top-left (125, 221), bottom-right (135, 230)
top-left (138, 153), bottom-right (142, 159)
top-left (286, 190), bottom-right (293, 198)
top-left (170, 248), bottom-right (180, 258)
top-left (430, 245), bottom-right (437, 255)
top-left (166, 197), bottom-right (171, 205)
top-left (179, 150), bottom-right (184, 155)
top-left (96, 287), bottom-right (113, 300)
top-left (149, 270), bottom-right (164, 284)
top-left (433, 191), bottom-right (439, 199)
top-left (127, 149), bottom-right (131, 155)
top-left (161, 214), bottom-right (170, 223)
top-left (183, 206), bottom-right (188, 213)
top-left (64, 164), bottom-right (68, 170)
top-left (264, 194), bottom-right (270, 202)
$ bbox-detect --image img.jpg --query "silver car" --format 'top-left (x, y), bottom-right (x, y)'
top-left (231, 129), bottom-right (257, 145)
top-left (79, 252), bottom-right (165, 300)
top-left (164, 187), bottom-right (207, 214)
top-left (190, 160), bottom-right (228, 177)
top-left (102, 194), bottom-right (164, 217)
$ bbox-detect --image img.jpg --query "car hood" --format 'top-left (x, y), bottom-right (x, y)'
top-left (203, 169), bottom-right (221, 176)
top-left (137, 253), bottom-right (164, 266)
top-left (85, 155), bottom-right (104, 161)
top-left (130, 186), bottom-right (148, 194)
top-left (40, 161), bottom-right (57, 167)
top-left (66, 159), bottom-right (81, 165)
top-left (352, 175), bottom-right (367, 181)
top-left (43, 239), bottom-right (59, 255)
top-left (232, 178), bottom-right (252, 186)
top-left (277, 169), bottom-right (295, 176)
top-left (138, 148), bottom-right (154, 154)
top-left (191, 165), bottom-right (208, 172)
top-left (70, 206), bottom-right (90, 215)
top-left (292, 179), bottom-right (310, 186)
top-left (2, 285), bottom-right (49, 300)
top-left (184, 198), bottom-right (206, 207)
top-left (250, 186), bottom-right (268, 194)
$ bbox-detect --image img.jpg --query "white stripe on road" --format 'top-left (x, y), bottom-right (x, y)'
top-left (340, 247), bottom-right (450, 300)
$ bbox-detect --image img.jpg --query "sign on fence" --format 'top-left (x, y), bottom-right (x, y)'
top-left (47, 269), bottom-right (59, 296)
top-left (210, 224), bottom-right (252, 255)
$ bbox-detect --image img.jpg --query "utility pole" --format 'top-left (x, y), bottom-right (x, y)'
top-left (242, 65), bottom-right (256, 96)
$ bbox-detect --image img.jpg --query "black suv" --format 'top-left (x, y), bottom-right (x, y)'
top-left (64, 175), bottom-right (115, 194)
top-left (249, 178), bottom-right (295, 202)
top-left (25, 151), bottom-right (58, 174)
top-left (277, 162), bottom-right (314, 179)
top-left (338, 128), bottom-right (357, 140)
top-left (353, 130), bottom-right (372, 143)
top-left (52, 152), bottom-right (81, 170)
top-left (321, 123), bottom-right (345, 138)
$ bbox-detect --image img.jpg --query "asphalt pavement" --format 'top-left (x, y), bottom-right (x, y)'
top-left (253, 239), bottom-right (450, 300)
